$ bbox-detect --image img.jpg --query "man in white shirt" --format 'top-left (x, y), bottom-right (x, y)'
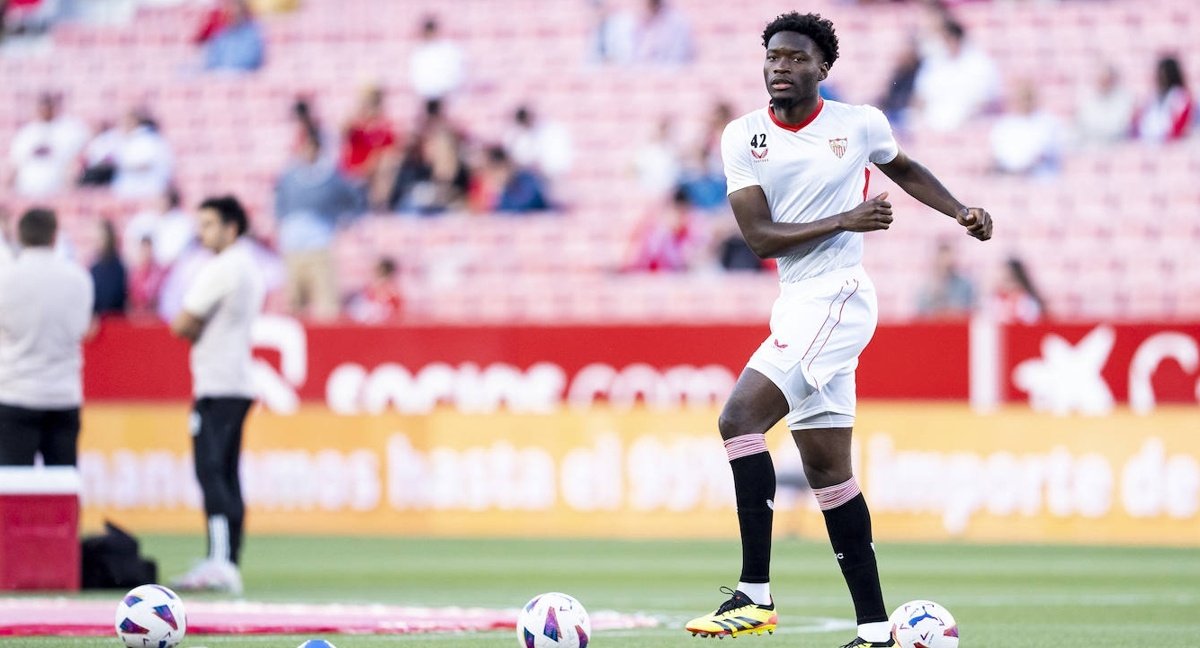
top-left (122, 186), bottom-right (196, 267)
top-left (0, 208), bottom-right (94, 466)
top-left (169, 195), bottom-right (264, 595)
top-left (112, 110), bottom-right (175, 200)
top-left (684, 13), bottom-right (992, 648)
top-left (912, 19), bottom-right (1000, 132)
top-left (8, 93), bottom-right (89, 198)
top-left (408, 15), bottom-right (464, 101)
top-left (990, 81), bottom-right (1062, 176)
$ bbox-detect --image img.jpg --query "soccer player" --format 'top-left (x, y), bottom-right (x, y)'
top-left (684, 13), bottom-right (992, 648)
top-left (169, 195), bottom-right (265, 595)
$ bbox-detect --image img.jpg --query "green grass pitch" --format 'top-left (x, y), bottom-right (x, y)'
top-left (1, 534), bottom-right (1197, 647)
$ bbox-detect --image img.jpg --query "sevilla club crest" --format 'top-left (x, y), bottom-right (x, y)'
top-left (828, 137), bottom-right (848, 159)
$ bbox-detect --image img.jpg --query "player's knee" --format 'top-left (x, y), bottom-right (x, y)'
top-left (802, 462), bottom-right (853, 490)
top-left (718, 401), bottom-right (758, 440)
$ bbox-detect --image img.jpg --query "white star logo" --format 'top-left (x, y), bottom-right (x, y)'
top-left (1012, 325), bottom-right (1115, 415)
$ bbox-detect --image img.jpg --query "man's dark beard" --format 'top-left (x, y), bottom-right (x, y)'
top-left (771, 95), bottom-right (799, 111)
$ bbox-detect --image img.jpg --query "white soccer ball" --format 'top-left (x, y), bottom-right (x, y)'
top-left (889, 599), bottom-right (959, 648)
top-left (516, 592), bottom-right (592, 648)
top-left (114, 584), bottom-right (187, 648)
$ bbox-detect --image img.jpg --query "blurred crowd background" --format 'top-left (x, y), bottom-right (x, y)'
top-left (2, 0), bottom-right (1196, 326)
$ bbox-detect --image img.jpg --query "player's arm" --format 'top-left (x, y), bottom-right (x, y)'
top-left (172, 265), bottom-right (225, 343)
top-left (729, 185), bottom-right (894, 259)
top-left (876, 150), bottom-right (992, 241)
top-left (170, 311), bottom-right (205, 342)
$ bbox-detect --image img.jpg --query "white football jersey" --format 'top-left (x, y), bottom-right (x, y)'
top-left (722, 99), bottom-right (899, 283)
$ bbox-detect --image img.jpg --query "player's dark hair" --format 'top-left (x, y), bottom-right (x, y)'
top-left (377, 257), bottom-right (397, 276)
top-left (943, 18), bottom-right (966, 42)
top-left (761, 12), bottom-right (839, 68)
top-left (17, 207), bottom-right (56, 247)
top-left (1157, 55), bottom-right (1186, 91)
top-left (199, 195), bottom-right (249, 237)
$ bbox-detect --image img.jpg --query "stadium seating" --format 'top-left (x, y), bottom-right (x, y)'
top-left (2, 0), bottom-right (1197, 323)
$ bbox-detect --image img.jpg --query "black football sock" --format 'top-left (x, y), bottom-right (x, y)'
top-left (726, 441), bottom-right (776, 587)
top-left (821, 492), bottom-right (887, 625)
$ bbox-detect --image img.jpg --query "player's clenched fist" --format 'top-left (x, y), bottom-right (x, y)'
top-left (838, 192), bottom-right (893, 232)
top-left (956, 206), bottom-right (993, 241)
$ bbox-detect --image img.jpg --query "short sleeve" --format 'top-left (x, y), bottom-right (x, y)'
top-left (864, 106), bottom-right (900, 165)
top-left (182, 261), bottom-right (228, 320)
top-left (721, 120), bottom-right (759, 195)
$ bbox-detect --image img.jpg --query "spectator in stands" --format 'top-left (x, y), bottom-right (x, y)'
top-left (625, 186), bottom-right (709, 272)
top-left (912, 17), bottom-right (1000, 131)
top-left (340, 85), bottom-right (397, 184)
top-left (347, 257), bottom-right (404, 324)
top-left (78, 118), bottom-right (122, 186)
top-left (877, 36), bottom-right (922, 131)
top-left (589, 0), bottom-right (636, 64)
top-left (385, 126), bottom-right (471, 215)
top-left (0, 208), bottom-right (93, 467)
top-left (1133, 55), bottom-right (1193, 144)
top-left (471, 145), bottom-right (551, 214)
top-left (123, 185), bottom-right (195, 268)
top-left (274, 133), bottom-right (361, 321)
top-left (112, 108), bottom-right (174, 199)
top-left (127, 235), bottom-right (166, 318)
top-left (718, 230), bottom-right (769, 272)
top-left (8, 92), bottom-right (88, 198)
top-left (680, 102), bottom-right (733, 211)
top-left (0, 0), bottom-right (59, 41)
top-left (989, 257), bottom-right (1046, 325)
top-left (408, 15), bottom-right (464, 102)
top-left (916, 241), bottom-right (976, 319)
top-left (989, 80), bottom-right (1062, 177)
top-left (90, 219), bottom-right (127, 316)
top-left (1074, 63), bottom-right (1135, 147)
top-left (632, 116), bottom-right (682, 200)
top-left (197, 0), bottom-right (265, 72)
top-left (504, 105), bottom-right (573, 181)
top-left (633, 0), bottom-right (694, 65)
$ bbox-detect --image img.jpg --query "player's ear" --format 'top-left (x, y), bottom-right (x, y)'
top-left (819, 62), bottom-right (830, 80)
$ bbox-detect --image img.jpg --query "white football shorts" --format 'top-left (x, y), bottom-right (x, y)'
top-left (745, 265), bottom-right (878, 430)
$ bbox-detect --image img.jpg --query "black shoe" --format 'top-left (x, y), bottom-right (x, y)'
top-left (839, 637), bottom-right (895, 648)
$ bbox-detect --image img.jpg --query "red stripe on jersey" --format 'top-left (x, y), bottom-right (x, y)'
top-left (767, 97), bottom-right (824, 132)
top-left (862, 167), bottom-right (871, 201)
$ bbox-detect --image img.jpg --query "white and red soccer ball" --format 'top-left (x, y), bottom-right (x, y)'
top-left (114, 584), bottom-right (187, 648)
top-left (889, 599), bottom-right (959, 648)
top-left (517, 592), bottom-right (591, 648)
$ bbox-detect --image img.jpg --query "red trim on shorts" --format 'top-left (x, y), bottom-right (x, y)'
top-left (768, 97), bottom-right (825, 132)
top-left (806, 280), bottom-right (860, 378)
top-left (862, 167), bottom-right (870, 201)
top-left (799, 284), bottom-right (847, 365)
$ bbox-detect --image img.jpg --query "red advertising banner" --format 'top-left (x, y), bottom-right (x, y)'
top-left (82, 318), bottom-right (1199, 412)
top-left (1003, 323), bottom-right (1200, 413)
top-left (82, 319), bottom-right (970, 407)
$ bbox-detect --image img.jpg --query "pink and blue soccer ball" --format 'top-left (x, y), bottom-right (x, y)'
top-left (114, 584), bottom-right (187, 648)
top-left (296, 641), bottom-right (337, 648)
top-left (516, 592), bottom-right (592, 648)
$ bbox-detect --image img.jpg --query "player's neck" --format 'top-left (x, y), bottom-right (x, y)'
top-left (771, 94), bottom-right (822, 127)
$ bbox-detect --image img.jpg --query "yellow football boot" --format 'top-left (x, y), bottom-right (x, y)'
top-left (686, 587), bottom-right (777, 638)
